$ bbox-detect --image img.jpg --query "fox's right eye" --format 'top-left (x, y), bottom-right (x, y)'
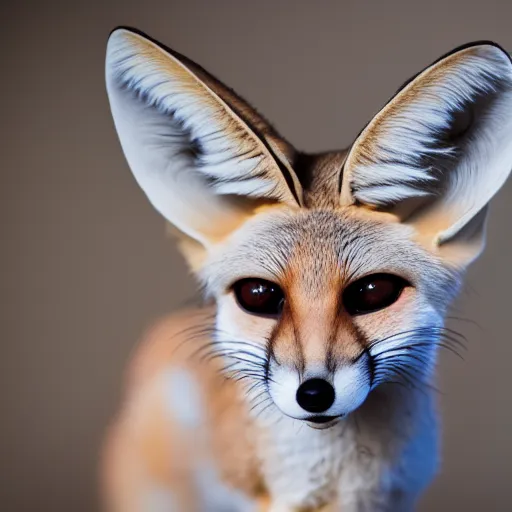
top-left (233, 278), bottom-right (285, 317)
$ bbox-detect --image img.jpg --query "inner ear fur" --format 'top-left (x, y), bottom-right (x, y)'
top-left (105, 27), bottom-right (303, 250)
top-left (341, 42), bottom-right (512, 264)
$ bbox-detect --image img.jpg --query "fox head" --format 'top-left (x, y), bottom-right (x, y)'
top-left (105, 28), bottom-right (512, 427)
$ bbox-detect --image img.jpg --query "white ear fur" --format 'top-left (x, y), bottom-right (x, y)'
top-left (341, 43), bottom-right (512, 261)
top-left (105, 28), bottom-right (302, 246)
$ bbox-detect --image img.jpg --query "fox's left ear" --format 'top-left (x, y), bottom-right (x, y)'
top-left (341, 42), bottom-right (512, 266)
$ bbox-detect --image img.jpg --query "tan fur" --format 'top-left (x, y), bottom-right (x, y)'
top-left (102, 308), bottom-right (273, 510)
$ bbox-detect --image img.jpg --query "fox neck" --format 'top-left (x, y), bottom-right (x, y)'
top-left (221, 372), bottom-right (437, 509)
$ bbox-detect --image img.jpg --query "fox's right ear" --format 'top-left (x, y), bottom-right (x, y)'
top-left (105, 28), bottom-right (302, 248)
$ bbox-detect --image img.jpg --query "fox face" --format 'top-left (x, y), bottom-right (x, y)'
top-left (204, 206), bottom-right (455, 425)
top-left (106, 28), bottom-right (512, 428)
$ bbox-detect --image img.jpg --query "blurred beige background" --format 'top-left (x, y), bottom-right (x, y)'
top-left (2, 1), bottom-right (512, 510)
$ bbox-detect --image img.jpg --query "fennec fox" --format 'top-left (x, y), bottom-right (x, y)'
top-left (102, 27), bottom-right (512, 511)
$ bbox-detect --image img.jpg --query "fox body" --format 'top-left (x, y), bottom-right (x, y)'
top-left (102, 28), bottom-right (512, 511)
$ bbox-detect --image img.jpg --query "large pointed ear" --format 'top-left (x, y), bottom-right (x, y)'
top-left (341, 42), bottom-right (512, 265)
top-left (105, 27), bottom-right (303, 247)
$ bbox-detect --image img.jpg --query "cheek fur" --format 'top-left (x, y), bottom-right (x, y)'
top-left (216, 294), bottom-right (275, 380)
top-left (353, 286), bottom-right (443, 360)
top-left (354, 287), bottom-right (444, 385)
top-left (215, 294), bottom-right (277, 347)
top-left (213, 295), bottom-right (277, 389)
top-left (353, 287), bottom-right (428, 341)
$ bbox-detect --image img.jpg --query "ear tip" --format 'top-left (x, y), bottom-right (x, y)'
top-left (105, 28), bottom-right (147, 88)
top-left (453, 40), bottom-right (512, 67)
top-left (106, 27), bottom-right (136, 58)
top-left (473, 41), bottom-right (511, 61)
top-left (108, 26), bottom-right (144, 41)
top-left (106, 26), bottom-right (157, 57)
top-left (105, 27), bottom-right (161, 81)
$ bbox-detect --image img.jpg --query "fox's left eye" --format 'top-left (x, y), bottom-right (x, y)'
top-left (233, 278), bottom-right (285, 316)
top-left (343, 273), bottom-right (408, 315)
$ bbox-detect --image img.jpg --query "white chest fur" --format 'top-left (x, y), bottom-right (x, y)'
top-left (256, 416), bottom-right (356, 509)
top-left (251, 387), bottom-right (439, 511)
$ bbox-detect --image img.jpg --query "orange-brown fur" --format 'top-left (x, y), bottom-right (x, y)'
top-left (102, 309), bottom-right (268, 510)
top-left (273, 241), bottom-right (365, 369)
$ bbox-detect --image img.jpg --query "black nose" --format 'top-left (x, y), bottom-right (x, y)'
top-left (296, 378), bottom-right (335, 413)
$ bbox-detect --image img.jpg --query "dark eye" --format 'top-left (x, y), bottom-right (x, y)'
top-left (233, 278), bottom-right (285, 317)
top-left (343, 273), bottom-right (408, 315)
